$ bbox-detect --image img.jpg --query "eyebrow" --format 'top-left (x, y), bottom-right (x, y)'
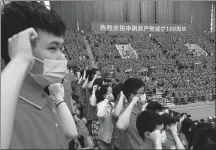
top-left (49, 41), bottom-right (63, 46)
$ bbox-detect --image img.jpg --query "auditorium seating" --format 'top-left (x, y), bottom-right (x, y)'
top-left (87, 31), bottom-right (215, 104)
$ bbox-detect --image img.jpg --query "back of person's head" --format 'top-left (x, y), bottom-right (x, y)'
top-left (112, 83), bottom-right (123, 100)
top-left (2, 1), bottom-right (66, 64)
top-left (80, 70), bottom-right (88, 79)
top-left (193, 126), bottom-right (216, 150)
top-left (161, 113), bottom-right (179, 129)
top-left (69, 66), bottom-right (79, 75)
top-left (87, 68), bottom-right (100, 81)
top-left (93, 78), bottom-right (104, 87)
top-left (136, 110), bottom-right (163, 140)
top-left (95, 84), bottom-right (113, 104)
top-left (200, 119), bottom-right (205, 122)
top-left (181, 118), bottom-right (193, 137)
top-left (187, 115), bottom-right (191, 118)
top-left (146, 101), bottom-right (165, 115)
top-left (122, 78), bottom-right (145, 100)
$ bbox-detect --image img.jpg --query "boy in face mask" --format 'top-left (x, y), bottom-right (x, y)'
top-left (2, 2), bottom-right (77, 149)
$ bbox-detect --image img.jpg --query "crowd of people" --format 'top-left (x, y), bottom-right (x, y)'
top-left (86, 31), bottom-right (215, 105)
top-left (62, 66), bottom-right (216, 150)
top-left (1, 1), bottom-right (215, 150)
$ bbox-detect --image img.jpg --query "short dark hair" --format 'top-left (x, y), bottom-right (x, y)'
top-left (88, 68), bottom-right (100, 81)
top-left (2, 1), bottom-right (66, 64)
top-left (68, 66), bottom-right (80, 74)
top-left (93, 78), bottom-right (104, 87)
top-left (193, 126), bottom-right (216, 150)
top-left (122, 78), bottom-right (145, 100)
top-left (136, 110), bottom-right (163, 139)
top-left (112, 83), bottom-right (123, 100)
top-left (180, 118), bottom-right (193, 137)
top-left (95, 85), bottom-right (111, 104)
top-left (146, 101), bottom-right (165, 112)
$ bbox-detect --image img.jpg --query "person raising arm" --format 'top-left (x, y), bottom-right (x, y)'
top-left (1, 28), bottom-right (38, 149)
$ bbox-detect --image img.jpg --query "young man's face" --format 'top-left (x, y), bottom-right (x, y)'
top-left (30, 29), bottom-right (65, 74)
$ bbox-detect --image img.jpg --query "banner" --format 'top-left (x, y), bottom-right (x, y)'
top-left (91, 22), bottom-right (193, 32)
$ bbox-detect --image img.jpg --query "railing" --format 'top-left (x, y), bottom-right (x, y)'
top-left (147, 94), bottom-right (216, 106)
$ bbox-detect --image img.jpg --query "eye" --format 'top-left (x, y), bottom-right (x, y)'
top-left (49, 47), bottom-right (57, 51)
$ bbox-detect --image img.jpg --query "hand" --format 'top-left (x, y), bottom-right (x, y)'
top-left (49, 83), bottom-right (64, 104)
top-left (107, 94), bottom-right (114, 101)
top-left (83, 70), bottom-right (86, 80)
top-left (77, 72), bottom-right (81, 80)
top-left (149, 130), bottom-right (162, 143)
top-left (120, 91), bottom-right (125, 99)
top-left (169, 123), bottom-right (178, 135)
top-left (131, 96), bottom-right (139, 105)
top-left (93, 73), bottom-right (98, 80)
top-left (92, 85), bottom-right (98, 93)
top-left (81, 118), bottom-right (87, 124)
top-left (8, 28), bottom-right (38, 69)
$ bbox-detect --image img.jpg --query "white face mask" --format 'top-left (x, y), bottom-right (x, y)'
top-left (138, 93), bottom-right (147, 110)
top-left (30, 57), bottom-right (67, 87)
top-left (139, 93), bottom-right (146, 102)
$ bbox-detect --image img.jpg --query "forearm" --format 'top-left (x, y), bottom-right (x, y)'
top-left (88, 77), bottom-right (96, 89)
top-left (82, 78), bottom-right (88, 89)
top-left (116, 102), bottom-right (135, 131)
top-left (57, 99), bottom-right (78, 139)
top-left (1, 57), bottom-right (31, 149)
top-left (172, 133), bottom-right (185, 149)
top-left (154, 141), bottom-right (162, 149)
top-left (112, 96), bottom-right (124, 117)
top-left (89, 92), bottom-right (97, 106)
top-left (78, 76), bottom-right (83, 85)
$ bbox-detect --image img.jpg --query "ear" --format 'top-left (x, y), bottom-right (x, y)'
top-left (144, 131), bottom-right (151, 138)
top-left (166, 125), bottom-right (171, 130)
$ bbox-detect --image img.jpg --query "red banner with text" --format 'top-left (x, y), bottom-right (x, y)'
top-left (91, 22), bottom-right (193, 32)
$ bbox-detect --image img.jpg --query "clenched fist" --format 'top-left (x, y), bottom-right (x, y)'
top-left (49, 83), bottom-right (64, 104)
top-left (8, 28), bottom-right (38, 70)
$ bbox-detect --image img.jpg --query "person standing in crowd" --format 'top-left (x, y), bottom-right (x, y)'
top-left (136, 110), bottom-right (164, 149)
top-left (82, 71), bottom-right (101, 148)
top-left (161, 113), bottom-right (185, 149)
top-left (1, 27), bottom-right (38, 149)
top-left (179, 118), bottom-right (194, 149)
top-left (116, 78), bottom-right (147, 149)
top-left (96, 85), bottom-right (115, 149)
top-left (177, 113), bottom-right (187, 134)
top-left (1, 2), bottom-right (77, 149)
top-left (192, 125), bottom-right (216, 150)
